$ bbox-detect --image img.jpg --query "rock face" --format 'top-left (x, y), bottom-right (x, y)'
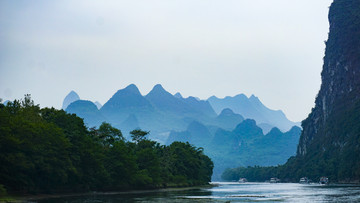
top-left (298, 0), bottom-right (360, 156)
top-left (295, 0), bottom-right (360, 181)
top-left (62, 91), bottom-right (80, 110)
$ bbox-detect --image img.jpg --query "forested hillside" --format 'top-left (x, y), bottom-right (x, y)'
top-left (0, 95), bottom-right (213, 194)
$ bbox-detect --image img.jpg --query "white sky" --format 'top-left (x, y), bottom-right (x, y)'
top-left (0, 0), bottom-right (333, 122)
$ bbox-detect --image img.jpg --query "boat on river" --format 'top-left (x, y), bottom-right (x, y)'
top-left (238, 178), bottom-right (247, 183)
top-left (299, 177), bottom-right (310, 184)
top-left (270, 178), bottom-right (280, 183)
top-left (319, 177), bottom-right (329, 185)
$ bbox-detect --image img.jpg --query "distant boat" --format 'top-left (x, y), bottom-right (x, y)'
top-left (270, 178), bottom-right (280, 183)
top-left (299, 177), bottom-right (310, 184)
top-left (319, 177), bottom-right (329, 185)
top-left (238, 178), bottom-right (247, 183)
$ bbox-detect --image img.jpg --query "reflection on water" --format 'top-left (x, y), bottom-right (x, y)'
top-left (38, 182), bottom-right (360, 202)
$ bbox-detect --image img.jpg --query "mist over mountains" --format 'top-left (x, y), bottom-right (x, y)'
top-left (64, 84), bottom-right (299, 137)
top-left (63, 84), bottom-right (301, 180)
top-left (208, 94), bottom-right (299, 132)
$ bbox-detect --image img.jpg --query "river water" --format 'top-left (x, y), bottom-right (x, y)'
top-left (38, 182), bottom-right (360, 202)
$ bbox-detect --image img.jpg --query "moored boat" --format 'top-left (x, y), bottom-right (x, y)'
top-left (238, 178), bottom-right (247, 183)
top-left (270, 177), bottom-right (280, 183)
top-left (299, 177), bottom-right (310, 184)
top-left (319, 177), bottom-right (329, 185)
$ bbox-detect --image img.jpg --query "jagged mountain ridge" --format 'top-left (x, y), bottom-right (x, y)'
top-left (64, 84), bottom-right (298, 143)
top-left (208, 94), bottom-right (299, 132)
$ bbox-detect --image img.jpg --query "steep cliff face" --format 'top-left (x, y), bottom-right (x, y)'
top-left (298, 0), bottom-right (360, 156)
top-left (295, 0), bottom-right (360, 181)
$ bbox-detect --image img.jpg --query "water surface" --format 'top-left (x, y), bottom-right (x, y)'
top-left (38, 182), bottom-right (360, 202)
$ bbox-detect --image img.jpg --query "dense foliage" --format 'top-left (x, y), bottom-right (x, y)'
top-left (0, 95), bottom-right (213, 194)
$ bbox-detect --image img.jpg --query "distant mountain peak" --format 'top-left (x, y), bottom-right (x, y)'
top-left (123, 84), bottom-right (141, 95)
top-left (153, 84), bottom-right (165, 91)
top-left (208, 92), bottom-right (298, 131)
top-left (249, 94), bottom-right (259, 100)
top-left (239, 119), bottom-right (257, 127)
top-left (69, 90), bottom-right (78, 95)
top-left (268, 127), bottom-right (282, 135)
top-left (208, 95), bottom-right (218, 100)
top-left (234, 94), bottom-right (247, 99)
top-left (186, 96), bottom-right (198, 102)
top-left (220, 108), bottom-right (235, 115)
top-left (62, 90), bottom-right (80, 109)
top-left (288, 125), bottom-right (302, 133)
top-left (147, 84), bottom-right (169, 96)
top-left (174, 92), bottom-right (183, 99)
top-left (66, 100), bottom-right (97, 111)
top-left (233, 119), bottom-right (263, 138)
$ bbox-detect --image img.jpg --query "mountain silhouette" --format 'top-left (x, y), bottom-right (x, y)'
top-left (62, 90), bottom-right (80, 110)
top-left (208, 94), bottom-right (298, 132)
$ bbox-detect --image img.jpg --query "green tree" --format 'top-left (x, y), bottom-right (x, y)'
top-left (130, 129), bottom-right (149, 143)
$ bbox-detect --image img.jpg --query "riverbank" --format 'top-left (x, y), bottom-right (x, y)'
top-left (1, 184), bottom-right (216, 202)
top-left (4, 182), bottom-right (360, 202)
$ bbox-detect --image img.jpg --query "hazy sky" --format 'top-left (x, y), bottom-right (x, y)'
top-left (0, 0), bottom-right (333, 122)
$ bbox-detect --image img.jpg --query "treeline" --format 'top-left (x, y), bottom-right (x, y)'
top-left (221, 158), bottom-right (300, 182)
top-left (221, 154), bottom-right (357, 183)
top-left (0, 95), bottom-right (213, 194)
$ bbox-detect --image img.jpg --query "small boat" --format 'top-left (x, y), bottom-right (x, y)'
top-left (319, 177), bottom-right (328, 185)
top-left (270, 178), bottom-right (280, 183)
top-left (299, 177), bottom-right (310, 184)
top-left (238, 178), bottom-right (247, 183)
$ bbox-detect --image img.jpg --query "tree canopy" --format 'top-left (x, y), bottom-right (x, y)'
top-left (0, 95), bottom-right (213, 194)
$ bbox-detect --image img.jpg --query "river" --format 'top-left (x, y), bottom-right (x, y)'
top-left (37, 182), bottom-right (360, 202)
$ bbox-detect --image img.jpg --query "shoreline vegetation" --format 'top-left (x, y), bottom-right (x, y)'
top-left (0, 95), bottom-right (213, 199)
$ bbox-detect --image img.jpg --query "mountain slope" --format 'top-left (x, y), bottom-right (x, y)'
top-left (100, 84), bottom-right (154, 126)
top-left (94, 101), bottom-right (102, 109)
top-left (181, 96), bottom-right (217, 118)
top-left (145, 84), bottom-right (194, 115)
top-left (214, 108), bottom-right (244, 130)
top-left (66, 100), bottom-right (106, 127)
